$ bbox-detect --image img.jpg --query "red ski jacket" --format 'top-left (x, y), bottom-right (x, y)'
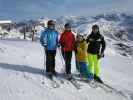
top-left (59, 31), bottom-right (75, 52)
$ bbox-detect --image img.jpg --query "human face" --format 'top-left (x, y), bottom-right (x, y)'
top-left (92, 28), bottom-right (99, 34)
top-left (65, 27), bottom-right (71, 31)
top-left (77, 35), bottom-right (83, 42)
top-left (48, 24), bottom-right (55, 30)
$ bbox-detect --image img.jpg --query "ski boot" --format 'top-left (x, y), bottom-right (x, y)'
top-left (94, 74), bottom-right (103, 84)
top-left (46, 72), bottom-right (53, 79)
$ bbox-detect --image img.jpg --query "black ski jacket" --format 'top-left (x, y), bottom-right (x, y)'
top-left (86, 32), bottom-right (106, 54)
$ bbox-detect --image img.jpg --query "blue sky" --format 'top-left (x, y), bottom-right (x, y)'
top-left (0, 0), bottom-right (133, 21)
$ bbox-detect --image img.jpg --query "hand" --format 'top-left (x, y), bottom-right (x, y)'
top-left (42, 45), bottom-right (47, 50)
top-left (74, 47), bottom-right (78, 54)
top-left (97, 53), bottom-right (104, 59)
top-left (57, 44), bottom-right (61, 48)
top-left (60, 43), bottom-right (64, 48)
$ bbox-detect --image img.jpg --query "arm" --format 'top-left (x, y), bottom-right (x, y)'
top-left (77, 47), bottom-right (82, 54)
top-left (56, 31), bottom-right (60, 47)
top-left (72, 34), bottom-right (76, 51)
top-left (86, 35), bottom-right (90, 43)
top-left (59, 33), bottom-right (65, 47)
top-left (100, 36), bottom-right (106, 54)
top-left (40, 31), bottom-right (47, 47)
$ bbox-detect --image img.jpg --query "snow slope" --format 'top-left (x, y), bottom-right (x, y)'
top-left (0, 13), bottom-right (133, 100)
top-left (0, 39), bottom-right (133, 100)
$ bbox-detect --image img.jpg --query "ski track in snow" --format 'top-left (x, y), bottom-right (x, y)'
top-left (0, 39), bottom-right (133, 100)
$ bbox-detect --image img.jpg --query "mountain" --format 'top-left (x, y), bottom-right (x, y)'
top-left (56, 13), bottom-right (133, 41)
top-left (0, 13), bottom-right (133, 100)
top-left (1, 13), bottom-right (133, 57)
top-left (56, 13), bottom-right (133, 58)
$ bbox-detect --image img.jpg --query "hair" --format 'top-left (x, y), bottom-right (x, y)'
top-left (92, 24), bottom-right (99, 30)
top-left (91, 24), bottom-right (100, 34)
top-left (64, 23), bottom-right (71, 28)
top-left (47, 20), bottom-right (55, 26)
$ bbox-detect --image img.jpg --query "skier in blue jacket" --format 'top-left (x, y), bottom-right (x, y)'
top-left (40, 20), bottom-right (59, 78)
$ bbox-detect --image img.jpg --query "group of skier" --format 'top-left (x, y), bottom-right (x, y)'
top-left (40, 20), bottom-right (106, 83)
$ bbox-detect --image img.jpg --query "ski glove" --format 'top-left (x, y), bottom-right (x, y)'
top-left (97, 53), bottom-right (104, 59)
top-left (57, 44), bottom-right (61, 48)
top-left (42, 44), bottom-right (47, 50)
top-left (60, 43), bottom-right (65, 49)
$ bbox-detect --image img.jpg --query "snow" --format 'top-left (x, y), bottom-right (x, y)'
top-left (0, 13), bottom-right (133, 100)
top-left (0, 20), bottom-right (12, 24)
top-left (0, 39), bottom-right (133, 100)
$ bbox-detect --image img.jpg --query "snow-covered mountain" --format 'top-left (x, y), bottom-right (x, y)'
top-left (56, 13), bottom-right (133, 58)
top-left (0, 13), bottom-right (133, 100)
top-left (56, 13), bottom-right (133, 41)
top-left (1, 13), bottom-right (133, 41)
top-left (1, 13), bottom-right (133, 57)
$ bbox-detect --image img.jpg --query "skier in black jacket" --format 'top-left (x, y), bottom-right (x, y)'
top-left (86, 24), bottom-right (106, 83)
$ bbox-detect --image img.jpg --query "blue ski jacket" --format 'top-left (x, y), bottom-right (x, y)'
top-left (40, 28), bottom-right (59, 50)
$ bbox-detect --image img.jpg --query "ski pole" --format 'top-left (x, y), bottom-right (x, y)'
top-left (42, 48), bottom-right (46, 84)
top-left (58, 47), bottom-right (65, 73)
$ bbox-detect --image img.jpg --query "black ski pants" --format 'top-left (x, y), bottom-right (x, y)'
top-left (45, 50), bottom-right (56, 74)
top-left (62, 51), bottom-right (72, 74)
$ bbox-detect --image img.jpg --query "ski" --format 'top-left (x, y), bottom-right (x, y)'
top-left (54, 74), bottom-right (65, 84)
top-left (94, 82), bottom-right (112, 93)
top-left (51, 77), bottom-right (60, 88)
top-left (73, 77), bottom-right (119, 93)
top-left (75, 78), bottom-right (99, 88)
top-left (97, 82), bottom-right (127, 98)
top-left (43, 75), bottom-right (60, 89)
top-left (67, 77), bottom-right (82, 90)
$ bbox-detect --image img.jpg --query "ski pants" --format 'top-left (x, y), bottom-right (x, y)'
top-left (87, 53), bottom-right (101, 77)
top-left (62, 51), bottom-right (72, 74)
top-left (76, 61), bottom-right (93, 80)
top-left (45, 50), bottom-right (56, 74)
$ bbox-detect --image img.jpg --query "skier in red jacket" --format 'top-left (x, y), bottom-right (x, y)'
top-left (59, 23), bottom-right (75, 79)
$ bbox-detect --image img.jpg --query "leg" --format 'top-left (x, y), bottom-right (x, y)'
top-left (86, 66), bottom-right (94, 81)
top-left (51, 51), bottom-right (56, 74)
top-left (87, 53), bottom-right (94, 75)
top-left (61, 49), bottom-right (65, 59)
top-left (46, 50), bottom-right (51, 73)
top-left (76, 61), bottom-right (80, 72)
top-left (93, 55), bottom-right (101, 77)
top-left (65, 52), bottom-right (72, 74)
top-left (47, 50), bottom-right (56, 74)
top-left (93, 55), bottom-right (103, 83)
top-left (78, 62), bottom-right (93, 81)
top-left (79, 62), bottom-right (88, 78)
top-left (46, 50), bottom-right (56, 74)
